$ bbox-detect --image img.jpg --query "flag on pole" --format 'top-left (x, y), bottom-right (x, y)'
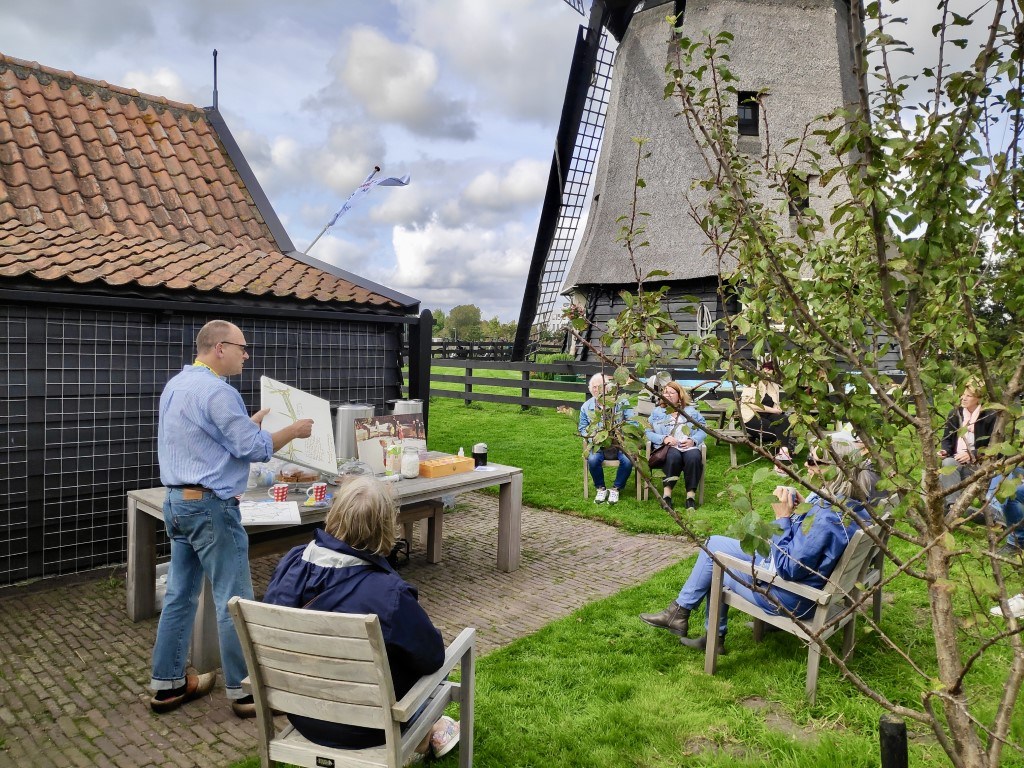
top-left (327, 166), bottom-right (411, 226)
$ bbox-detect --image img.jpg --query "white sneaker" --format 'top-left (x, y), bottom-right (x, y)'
top-left (594, 488), bottom-right (609, 504)
top-left (989, 593), bottom-right (1024, 618)
top-left (608, 488), bottom-right (620, 504)
top-left (776, 447), bottom-right (792, 462)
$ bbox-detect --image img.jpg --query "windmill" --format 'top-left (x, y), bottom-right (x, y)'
top-left (513, 0), bottom-right (866, 366)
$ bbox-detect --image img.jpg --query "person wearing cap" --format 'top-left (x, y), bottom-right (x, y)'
top-left (644, 381), bottom-right (708, 510)
top-left (579, 373), bottom-right (634, 505)
top-left (939, 378), bottom-right (997, 510)
top-left (639, 434), bottom-right (877, 652)
top-left (740, 359), bottom-right (796, 473)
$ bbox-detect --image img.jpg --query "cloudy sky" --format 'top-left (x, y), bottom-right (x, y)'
top-left (0, 0), bottom-right (584, 320)
top-left (0, 1), bottom-right (997, 321)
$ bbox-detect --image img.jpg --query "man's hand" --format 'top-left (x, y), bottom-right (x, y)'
top-left (271, 419), bottom-right (314, 451)
top-left (250, 407), bottom-right (270, 426)
top-left (663, 435), bottom-right (677, 447)
top-left (955, 450), bottom-right (973, 464)
top-left (679, 438), bottom-right (695, 449)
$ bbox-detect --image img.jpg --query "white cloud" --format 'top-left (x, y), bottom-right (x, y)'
top-left (327, 25), bottom-right (476, 140)
top-left (395, 0), bottom-right (579, 125)
top-left (385, 220), bottom-right (533, 319)
top-left (121, 67), bottom-right (196, 105)
top-left (463, 158), bottom-right (548, 210)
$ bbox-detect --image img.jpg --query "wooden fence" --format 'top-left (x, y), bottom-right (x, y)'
top-left (405, 358), bottom-right (728, 411)
top-left (430, 340), bottom-right (564, 361)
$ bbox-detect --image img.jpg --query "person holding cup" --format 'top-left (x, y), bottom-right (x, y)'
top-left (149, 320), bottom-right (314, 719)
top-left (639, 433), bottom-right (878, 654)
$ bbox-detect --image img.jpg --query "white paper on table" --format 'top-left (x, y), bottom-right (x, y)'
top-left (239, 501), bottom-right (301, 525)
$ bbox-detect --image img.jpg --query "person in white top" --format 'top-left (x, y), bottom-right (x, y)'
top-left (939, 379), bottom-right (996, 511)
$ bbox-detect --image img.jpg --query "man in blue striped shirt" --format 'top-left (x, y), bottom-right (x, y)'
top-left (149, 320), bottom-right (313, 718)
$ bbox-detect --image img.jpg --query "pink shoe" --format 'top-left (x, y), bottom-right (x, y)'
top-left (430, 715), bottom-right (460, 758)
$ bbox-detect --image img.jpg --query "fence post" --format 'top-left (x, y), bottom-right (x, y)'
top-left (464, 365), bottom-right (473, 406)
top-left (408, 309), bottom-right (432, 433)
top-left (879, 714), bottom-right (908, 768)
top-left (521, 369), bottom-right (530, 411)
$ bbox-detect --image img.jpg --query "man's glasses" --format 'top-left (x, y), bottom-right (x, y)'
top-left (218, 341), bottom-right (250, 353)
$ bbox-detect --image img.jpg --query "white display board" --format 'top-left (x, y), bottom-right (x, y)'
top-left (259, 376), bottom-right (337, 475)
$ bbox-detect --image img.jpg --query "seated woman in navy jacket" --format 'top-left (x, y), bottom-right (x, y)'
top-left (644, 381), bottom-right (707, 510)
top-left (263, 477), bottom-right (459, 759)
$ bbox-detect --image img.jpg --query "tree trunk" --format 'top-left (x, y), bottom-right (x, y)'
top-left (927, 536), bottom-right (987, 767)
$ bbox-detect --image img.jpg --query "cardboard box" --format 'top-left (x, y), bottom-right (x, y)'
top-left (419, 455), bottom-right (475, 478)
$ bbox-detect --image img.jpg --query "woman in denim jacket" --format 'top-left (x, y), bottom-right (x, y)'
top-left (645, 381), bottom-right (707, 510)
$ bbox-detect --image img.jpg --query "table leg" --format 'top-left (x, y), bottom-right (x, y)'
top-left (190, 579), bottom-right (220, 673)
top-left (427, 505), bottom-right (443, 564)
top-left (126, 498), bottom-right (158, 621)
top-left (497, 472), bottom-right (523, 572)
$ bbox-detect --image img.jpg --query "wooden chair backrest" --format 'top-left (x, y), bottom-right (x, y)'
top-left (819, 525), bottom-right (880, 600)
top-left (230, 598), bottom-right (397, 731)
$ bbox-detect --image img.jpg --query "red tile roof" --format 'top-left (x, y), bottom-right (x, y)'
top-left (0, 53), bottom-right (407, 310)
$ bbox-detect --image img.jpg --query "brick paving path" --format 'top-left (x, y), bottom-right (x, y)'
top-left (0, 494), bottom-right (691, 768)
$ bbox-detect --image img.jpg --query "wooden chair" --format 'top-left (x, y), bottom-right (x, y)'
top-left (639, 442), bottom-right (706, 507)
top-left (229, 597), bottom-right (475, 768)
top-left (703, 523), bottom-right (881, 704)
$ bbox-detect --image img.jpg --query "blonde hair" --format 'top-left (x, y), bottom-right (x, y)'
top-left (663, 381), bottom-right (692, 408)
top-left (324, 477), bottom-right (398, 556)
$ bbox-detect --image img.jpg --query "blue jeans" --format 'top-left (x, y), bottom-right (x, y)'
top-left (150, 490), bottom-right (254, 700)
top-left (587, 449), bottom-right (632, 490)
top-left (988, 472), bottom-right (1024, 548)
top-left (676, 536), bottom-right (764, 636)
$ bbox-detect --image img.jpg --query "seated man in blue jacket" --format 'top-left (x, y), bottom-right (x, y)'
top-left (640, 434), bottom-right (877, 652)
top-left (263, 477), bottom-right (460, 759)
top-left (579, 373), bottom-right (634, 504)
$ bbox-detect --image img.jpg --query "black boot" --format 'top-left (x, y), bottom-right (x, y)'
top-left (679, 633), bottom-right (727, 655)
top-left (639, 602), bottom-right (691, 637)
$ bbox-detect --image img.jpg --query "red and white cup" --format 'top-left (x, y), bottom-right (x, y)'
top-left (268, 483), bottom-right (290, 502)
top-left (305, 482), bottom-right (327, 503)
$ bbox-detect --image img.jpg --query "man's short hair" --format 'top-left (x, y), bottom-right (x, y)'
top-left (588, 373), bottom-right (608, 389)
top-left (196, 320), bottom-right (237, 354)
top-left (324, 477), bottom-right (398, 556)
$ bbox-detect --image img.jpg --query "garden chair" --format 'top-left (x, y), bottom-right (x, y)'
top-left (703, 522), bottom-right (882, 704)
top-left (229, 597), bottom-right (475, 768)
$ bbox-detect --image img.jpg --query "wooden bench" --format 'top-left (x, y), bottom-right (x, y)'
top-left (704, 522), bottom-right (882, 703)
top-left (230, 597), bottom-right (475, 768)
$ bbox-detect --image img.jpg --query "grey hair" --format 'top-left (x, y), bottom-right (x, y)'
top-left (588, 373), bottom-right (608, 389)
top-left (324, 477), bottom-right (398, 556)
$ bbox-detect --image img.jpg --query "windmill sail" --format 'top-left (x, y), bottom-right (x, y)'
top-left (512, 5), bottom-right (617, 360)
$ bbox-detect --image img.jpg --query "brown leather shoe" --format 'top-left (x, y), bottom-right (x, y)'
top-left (150, 671), bottom-right (217, 713)
top-left (231, 695), bottom-right (257, 718)
top-left (639, 602), bottom-right (691, 637)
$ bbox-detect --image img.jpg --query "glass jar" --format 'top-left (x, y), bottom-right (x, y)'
top-left (401, 446), bottom-right (420, 478)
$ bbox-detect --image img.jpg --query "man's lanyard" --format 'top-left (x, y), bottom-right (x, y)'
top-left (192, 361), bottom-right (221, 378)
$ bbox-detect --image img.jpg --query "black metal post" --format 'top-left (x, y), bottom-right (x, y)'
top-left (879, 714), bottom-right (908, 768)
top-left (407, 309), bottom-right (432, 434)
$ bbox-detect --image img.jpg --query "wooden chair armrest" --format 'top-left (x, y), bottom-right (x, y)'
top-left (714, 553), bottom-right (828, 602)
top-left (393, 627), bottom-right (476, 720)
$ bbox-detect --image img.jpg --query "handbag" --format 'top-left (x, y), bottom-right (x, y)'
top-left (649, 443), bottom-right (672, 469)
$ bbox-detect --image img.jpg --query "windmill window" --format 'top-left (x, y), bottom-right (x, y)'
top-left (787, 172), bottom-right (813, 217)
top-left (738, 92), bottom-right (759, 136)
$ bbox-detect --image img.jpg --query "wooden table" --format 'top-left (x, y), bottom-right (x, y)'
top-left (126, 461), bottom-right (523, 671)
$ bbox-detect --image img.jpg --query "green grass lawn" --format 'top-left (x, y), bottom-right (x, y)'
top-left (231, 397), bottom-right (1023, 768)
